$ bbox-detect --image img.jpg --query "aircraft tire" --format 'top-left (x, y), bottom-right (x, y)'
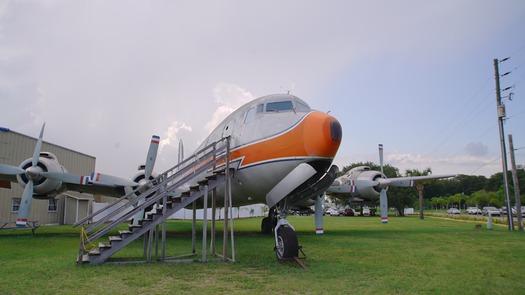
top-left (261, 217), bottom-right (273, 235)
top-left (275, 226), bottom-right (298, 260)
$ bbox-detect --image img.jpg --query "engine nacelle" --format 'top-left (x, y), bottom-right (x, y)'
top-left (15, 152), bottom-right (66, 198)
top-left (346, 166), bottom-right (384, 201)
top-left (124, 169), bottom-right (157, 198)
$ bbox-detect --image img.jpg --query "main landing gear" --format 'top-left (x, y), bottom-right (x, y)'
top-left (261, 207), bottom-right (277, 235)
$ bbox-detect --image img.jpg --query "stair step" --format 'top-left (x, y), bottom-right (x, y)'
top-left (197, 179), bottom-right (209, 186)
top-left (128, 224), bottom-right (142, 230)
top-left (212, 167), bottom-right (226, 174)
top-left (190, 185), bottom-right (200, 191)
top-left (118, 230), bottom-right (132, 236)
top-left (108, 236), bottom-right (122, 242)
top-left (206, 174), bottom-right (218, 181)
top-left (99, 242), bottom-right (111, 248)
top-left (78, 254), bottom-right (90, 263)
top-left (89, 249), bottom-right (101, 256)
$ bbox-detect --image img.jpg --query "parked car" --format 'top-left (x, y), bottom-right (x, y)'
top-left (500, 207), bottom-right (517, 215)
top-left (329, 208), bottom-right (340, 216)
top-left (447, 208), bottom-right (461, 215)
top-left (466, 207), bottom-right (482, 215)
top-left (482, 206), bottom-right (501, 216)
top-left (362, 207), bottom-right (371, 216)
top-left (513, 206), bottom-right (525, 217)
top-left (342, 208), bottom-right (355, 216)
top-left (297, 208), bottom-right (314, 216)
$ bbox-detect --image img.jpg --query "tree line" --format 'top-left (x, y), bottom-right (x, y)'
top-left (335, 162), bottom-right (525, 216)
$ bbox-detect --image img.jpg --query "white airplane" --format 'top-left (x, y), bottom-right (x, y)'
top-left (0, 123), bottom-right (160, 226)
top-left (1, 94), bottom-right (343, 261)
top-left (326, 144), bottom-right (455, 223)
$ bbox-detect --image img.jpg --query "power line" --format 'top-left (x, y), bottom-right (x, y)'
top-left (423, 76), bottom-right (492, 157)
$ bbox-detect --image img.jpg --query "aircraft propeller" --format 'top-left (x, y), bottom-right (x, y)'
top-left (0, 124), bottom-right (47, 226)
top-left (131, 135), bottom-right (160, 224)
top-left (378, 144), bottom-right (388, 223)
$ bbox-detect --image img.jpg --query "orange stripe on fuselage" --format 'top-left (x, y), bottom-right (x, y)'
top-left (230, 111), bottom-right (341, 169)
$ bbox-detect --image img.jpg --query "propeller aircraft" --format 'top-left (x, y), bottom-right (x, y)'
top-left (0, 123), bottom-right (160, 227)
top-left (326, 144), bottom-right (455, 223)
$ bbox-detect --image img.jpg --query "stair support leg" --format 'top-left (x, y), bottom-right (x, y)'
top-left (161, 195), bottom-right (167, 262)
top-left (202, 184), bottom-right (208, 262)
top-left (192, 202), bottom-right (197, 254)
top-left (210, 189), bottom-right (217, 254)
top-left (227, 170), bottom-right (236, 262)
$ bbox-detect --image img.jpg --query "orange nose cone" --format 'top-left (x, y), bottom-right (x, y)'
top-left (303, 112), bottom-right (342, 157)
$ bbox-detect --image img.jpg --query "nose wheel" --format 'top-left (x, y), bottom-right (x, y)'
top-left (275, 225), bottom-right (298, 260)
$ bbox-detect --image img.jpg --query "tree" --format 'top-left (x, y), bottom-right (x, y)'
top-left (405, 168), bottom-right (432, 218)
top-left (388, 186), bottom-right (415, 216)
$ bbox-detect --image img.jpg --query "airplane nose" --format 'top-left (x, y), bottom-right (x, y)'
top-left (303, 112), bottom-right (342, 157)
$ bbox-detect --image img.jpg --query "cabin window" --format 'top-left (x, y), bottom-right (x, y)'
top-left (11, 198), bottom-right (20, 212)
top-left (48, 199), bottom-right (58, 212)
top-left (266, 101), bottom-right (293, 112)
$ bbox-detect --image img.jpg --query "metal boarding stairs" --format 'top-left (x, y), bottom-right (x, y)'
top-left (74, 137), bottom-right (235, 265)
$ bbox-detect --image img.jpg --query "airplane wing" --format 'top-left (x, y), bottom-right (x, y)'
top-left (378, 174), bottom-right (456, 188)
top-left (40, 171), bottom-right (133, 198)
top-left (0, 172), bottom-right (17, 184)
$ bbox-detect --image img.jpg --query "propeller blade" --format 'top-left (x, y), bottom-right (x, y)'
top-left (32, 123), bottom-right (46, 167)
top-left (314, 194), bottom-right (324, 235)
top-left (0, 164), bottom-right (25, 175)
top-left (178, 139), bottom-right (184, 164)
top-left (144, 135), bottom-right (160, 179)
top-left (379, 188), bottom-right (388, 224)
top-left (17, 180), bottom-right (34, 227)
top-left (378, 143), bottom-right (384, 175)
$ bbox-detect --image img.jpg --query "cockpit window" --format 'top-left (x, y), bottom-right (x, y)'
top-left (266, 101), bottom-right (293, 112)
top-left (294, 100), bottom-right (310, 112)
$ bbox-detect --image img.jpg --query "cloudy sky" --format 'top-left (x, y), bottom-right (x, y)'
top-left (1, 0), bottom-right (524, 180)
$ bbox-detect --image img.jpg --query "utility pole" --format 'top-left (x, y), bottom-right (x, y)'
top-left (493, 58), bottom-right (513, 231)
top-left (508, 134), bottom-right (523, 231)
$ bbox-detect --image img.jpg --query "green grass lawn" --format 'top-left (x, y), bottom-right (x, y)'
top-left (1, 215), bottom-right (524, 294)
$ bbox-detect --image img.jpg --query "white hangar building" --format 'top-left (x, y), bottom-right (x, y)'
top-left (0, 126), bottom-right (104, 225)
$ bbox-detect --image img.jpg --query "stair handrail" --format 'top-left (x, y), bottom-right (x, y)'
top-left (76, 137), bottom-right (230, 242)
top-left (85, 156), bottom-right (226, 243)
top-left (73, 137), bottom-right (229, 228)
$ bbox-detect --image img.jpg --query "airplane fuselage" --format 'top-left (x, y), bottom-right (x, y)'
top-left (195, 94), bottom-right (342, 208)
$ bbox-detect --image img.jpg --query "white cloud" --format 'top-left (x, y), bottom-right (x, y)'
top-left (160, 121), bottom-right (192, 152)
top-left (204, 83), bottom-right (255, 133)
